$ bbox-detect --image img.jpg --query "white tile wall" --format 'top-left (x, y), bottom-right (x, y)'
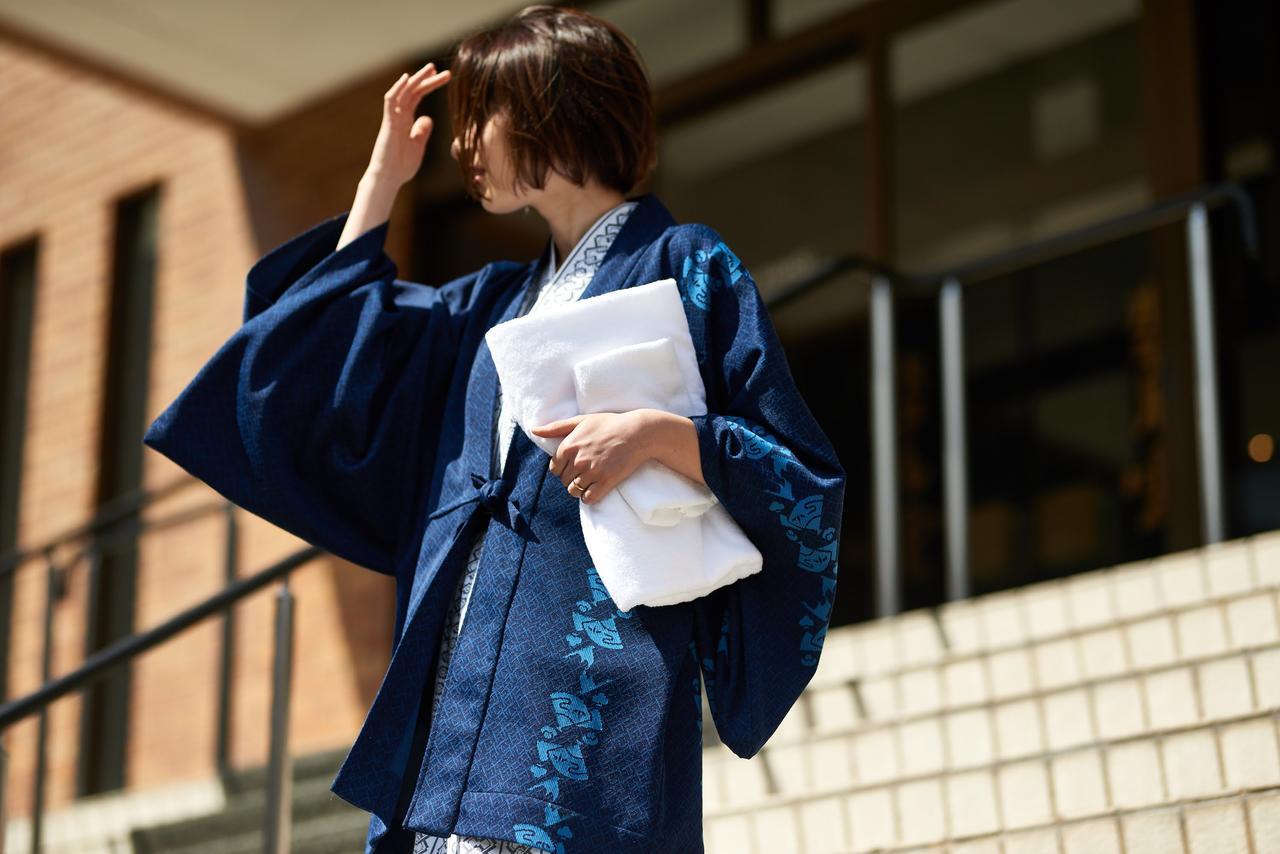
top-left (1001, 826), bottom-right (1061, 854)
top-left (1218, 718), bottom-right (1280, 790)
top-left (1144, 668), bottom-right (1200, 729)
top-left (1120, 806), bottom-right (1186, 854)
top-left (1183, 798), bottom-right (1249, 854)
top-left (845, 787), bottom-right (896, 851)
top-left (1246, 789), bottom-right (1280, 852)
top-left (895, 778), bottom-right (947, 846)
top-left (898, 717), bottom-right (946, 776)
top-left (1106, 740), bottom-right (1166, 809)
top-left (797, 795), bottom-right (847, 851)
top-left (1092, 677), bottom-right (1146, 739)
top-left (1196, 657), bottom-right (1253, 720)
top-left (994, 699), bottom-right (1044, 760)
top-left (1051, 747), bottom-right (1109, 818)
top-left (1162, 731), bottom-right (1225, 800)
top-left (702, 530), bottom-right (1280, 854)
top-left (997, 760), bottom-right (1054, 829)
top-left (944, 770), bottom-right (1000, 838)
top-left (1060, 816), bottom-right (1123, 854)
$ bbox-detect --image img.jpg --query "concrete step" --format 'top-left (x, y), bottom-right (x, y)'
top-left (132, 807), bottom-right (369, 854)
top-left (129, 771), bottom-right (365, 853)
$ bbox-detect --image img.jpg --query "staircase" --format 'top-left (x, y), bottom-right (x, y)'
top-left (700, 529), bottom-right (1280, 853)
top-left (127, 749), bottom-right (369, 854)
top-left (1, 748), bottom-right (369, 854)
top-left (8, 529), bottom-right (1278, 853)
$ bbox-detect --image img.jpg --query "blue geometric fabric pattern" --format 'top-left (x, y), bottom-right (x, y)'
top-left (141, 193), bottom-right (846, 853)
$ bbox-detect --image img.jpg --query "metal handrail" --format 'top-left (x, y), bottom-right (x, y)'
top-left (0, 473), bottom-right (202, 581)
top-left (908, 181), bottom-right (1260, 289)
top-left (0, 469), bottom-right (311, 853)
top-left (756, 180), bottom-right (1258, 614)
top-left (0, 534), bottom-right (316, 853)
top-left (760, 254), bottom-right (914, 619)
top-left (919, 181), bottom-right (1258, 601)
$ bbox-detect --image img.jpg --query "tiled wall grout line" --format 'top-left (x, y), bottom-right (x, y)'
top-left (759, 746), bottom-right (779, 798)
top-left (979, 631), bottom-right (1009, 854)
top-left (890, 675), bottom-right (906, 848)
top-left (1175, 801), bottom-right (1191, 854)
top-left (935, 673), bottom-right (954, 848)
top-left (1241, 777), bottom-right (1260, 854)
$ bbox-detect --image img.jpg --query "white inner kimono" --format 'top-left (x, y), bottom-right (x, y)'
top-left (413, 199), bottom-right (638, 854)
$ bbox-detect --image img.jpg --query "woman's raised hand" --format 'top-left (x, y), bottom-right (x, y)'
top-left (366, 62), bottom-right (452, 189)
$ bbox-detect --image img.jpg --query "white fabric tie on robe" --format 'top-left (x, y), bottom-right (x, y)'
top-left (484, 277), bottom-right (763, 611)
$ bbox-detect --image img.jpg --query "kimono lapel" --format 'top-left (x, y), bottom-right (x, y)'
top-left (400, 252), bottom-right (550, 618)
top-left (574, 192), bottom-right (676, 304)
top-left (468, 251), bottom-right (551, 483)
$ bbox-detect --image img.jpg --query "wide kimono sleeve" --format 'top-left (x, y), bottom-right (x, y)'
top-left (142, 210), bottom-right (489, 577)
top-left (680, 226), bottom-right (846, 760)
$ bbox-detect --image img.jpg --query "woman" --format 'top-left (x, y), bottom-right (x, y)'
top-left (143, 6), bottom-right (845, 854)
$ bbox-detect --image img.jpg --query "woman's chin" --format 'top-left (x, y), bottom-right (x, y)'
top-left (482, 192), bottom-right (531, 215)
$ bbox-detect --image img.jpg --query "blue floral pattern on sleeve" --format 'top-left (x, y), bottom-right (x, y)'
top-left (719, 416), bottom-right (839, 666)
top-left (678, 237), bottom-right (839, 679)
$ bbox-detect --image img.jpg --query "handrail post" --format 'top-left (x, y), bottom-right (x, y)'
top-left (264, 579), bottom-right (295, 854)
top-left (870, 274), bottom-right (900, 617)
top-left (31, 551), bottom-right (66, 854)
top-left (1185, 202), bottom-right (1227, 545)
top-left (216, 502), bottom-right (239, 780)
top-left (939, 276), bottom-right (970, 601)
top-left (1, 732), bottom-right (8, 854)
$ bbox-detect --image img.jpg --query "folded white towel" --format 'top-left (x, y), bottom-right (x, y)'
top-left (484, 278), bottom-right (763, 610)
top-left (572, 336), bottom-right (714, 525)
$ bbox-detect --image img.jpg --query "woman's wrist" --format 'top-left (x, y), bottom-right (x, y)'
top-left (338, 173), bottom-right (399, 250)
top-left (635, 409), bottom-right (706, 487)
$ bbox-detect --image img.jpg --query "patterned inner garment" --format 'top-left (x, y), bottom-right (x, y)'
top-left (413, 200), bottom-right (638, 853)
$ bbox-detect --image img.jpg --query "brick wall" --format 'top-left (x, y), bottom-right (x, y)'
top-left (0, 32), bottom-right (423, 821)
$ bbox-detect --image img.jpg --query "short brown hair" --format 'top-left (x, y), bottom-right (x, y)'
top-left (447, 4), bottom-right (658, 199)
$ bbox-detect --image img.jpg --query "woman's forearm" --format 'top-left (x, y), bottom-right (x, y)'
top-left (336, 172), bottom-right (400, 251)
top-left (639, 409), bottom-right (707, 487)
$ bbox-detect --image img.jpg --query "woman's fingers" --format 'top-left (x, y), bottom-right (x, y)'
top-left (409, 69), bottom-right (451, 108)
top-left (403, 62), bottom-right (436, 98)
top-left (400, 63), bottom-right (449, 108)
top-left (417, 69), bottom-right (451, 93)
top-left (387, 63), bottom-right (436, 114)
top-left (385, 72), bottom-right (408, 105)
top-left (392, 67), bottom-right (423, 112)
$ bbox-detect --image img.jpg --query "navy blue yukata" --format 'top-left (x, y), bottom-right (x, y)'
top-left (142, 192), bottom-right (847, 853)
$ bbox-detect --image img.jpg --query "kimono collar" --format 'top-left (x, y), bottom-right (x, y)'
top-left (540, 198), bottom-right (638, 294)
top-left (571, 192), bottom-right (678, 302)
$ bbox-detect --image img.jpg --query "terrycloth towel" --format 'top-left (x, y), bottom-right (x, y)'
top-left (484, 277), bottom-right (763, 610)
